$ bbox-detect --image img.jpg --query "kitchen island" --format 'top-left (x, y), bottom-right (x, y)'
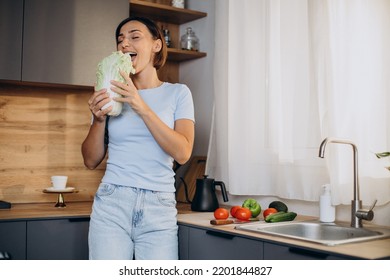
top-left (0, 202), bottom-right (389, 259)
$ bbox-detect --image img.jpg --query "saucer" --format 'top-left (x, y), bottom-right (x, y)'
top-left (44, 187), bottom-right (75, 193)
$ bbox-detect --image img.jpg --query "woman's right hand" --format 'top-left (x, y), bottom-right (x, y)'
top-left (88, 88), bottom-right (112, 122)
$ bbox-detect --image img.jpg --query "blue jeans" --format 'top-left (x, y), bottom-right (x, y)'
top-left (88, 183), bottom-right (178, 260)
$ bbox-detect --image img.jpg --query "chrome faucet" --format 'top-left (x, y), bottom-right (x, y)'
top-left (318, 137), bottom-right (376, 228)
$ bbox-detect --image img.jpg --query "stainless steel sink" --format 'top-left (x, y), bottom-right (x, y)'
top-left (235, 221), bottom-right (390, 246)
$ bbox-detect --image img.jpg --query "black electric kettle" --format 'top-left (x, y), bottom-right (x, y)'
top-left (191, 175), bottom-right (229, 212)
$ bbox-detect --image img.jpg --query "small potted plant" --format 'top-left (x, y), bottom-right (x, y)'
top-left (375, 152), bottom-right (390, 171)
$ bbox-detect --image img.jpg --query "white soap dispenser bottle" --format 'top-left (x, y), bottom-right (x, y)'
top-left (320, 184), bottom-right (335, 222)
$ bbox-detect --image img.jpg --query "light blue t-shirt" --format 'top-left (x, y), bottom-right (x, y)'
top-left (101, 82), bottom-right (195, 192)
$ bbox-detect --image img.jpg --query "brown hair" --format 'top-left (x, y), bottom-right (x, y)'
top-left (115, 16), bottom-right (167, 70)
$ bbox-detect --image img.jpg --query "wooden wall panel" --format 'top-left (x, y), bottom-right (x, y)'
top-left (158, 61), bottom-right (179, 83)
top-left (0, 81), bottom-right (105, 204)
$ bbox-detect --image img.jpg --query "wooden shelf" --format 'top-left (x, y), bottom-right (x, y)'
top-left (129, 0), bottom-right (207, 82)
top-left (0, 79), bottom-right (93, 91)
top-left (167, 48), bottom-right (206, 62)
top-left (130, 0), bottom-right (207, 25)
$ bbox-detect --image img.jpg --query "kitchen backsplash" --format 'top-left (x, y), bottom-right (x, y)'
top-left (0, 81), bottom-right (104, 204)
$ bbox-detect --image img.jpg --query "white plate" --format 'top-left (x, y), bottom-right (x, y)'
top-left (44, 187), bottom-right (75, 193)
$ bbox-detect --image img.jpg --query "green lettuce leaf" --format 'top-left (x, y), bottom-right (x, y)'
top-left (96, 51), bottom-right (136, 116)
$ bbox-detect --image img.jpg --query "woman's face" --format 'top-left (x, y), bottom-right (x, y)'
top-left (116, 20), bottom-right (161, 74)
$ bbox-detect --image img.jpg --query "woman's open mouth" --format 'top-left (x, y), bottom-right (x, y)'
top-left (127, 52), bottom-right (137, 62)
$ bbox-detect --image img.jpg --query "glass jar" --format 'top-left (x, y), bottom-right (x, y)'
top-left (172, 0), bottom-right (185, 8)
top-left (180, 27), bottom-right (199, 51)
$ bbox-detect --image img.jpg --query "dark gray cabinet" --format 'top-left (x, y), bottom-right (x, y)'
top-left (27, 218), bottom-right (90, 260)
top-left (263, 242), bottom-right (349, 260)
top-left (0, 0), bottom-right (24, 81)
top-left (178, 225), bottom-right (263, 260)
top-left (0, 0), bottom-right (129, 85)
top-left (178, 224), bottom-right (353, 260)
top-left (0, 221), bottom-right (27, 260)
top-left (178, 224), bottom-right (190, 259)
top-left (0, 217), bottom-right (89, 260)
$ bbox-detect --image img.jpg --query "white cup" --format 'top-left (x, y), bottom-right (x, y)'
top-left (51, 176), bottom-right (68, 189)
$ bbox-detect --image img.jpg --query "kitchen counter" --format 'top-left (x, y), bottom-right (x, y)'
top-left (0, 201), bottom-right (193, 221)
top-left (1, 202), bottom-right (389, 259)
top-left (177, 211), bottom-right (390, 260)
top-left (0, 202), bottom-right (93, 221)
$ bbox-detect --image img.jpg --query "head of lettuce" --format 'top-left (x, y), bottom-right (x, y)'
top-left (95, 51), bottom-right (136, 116)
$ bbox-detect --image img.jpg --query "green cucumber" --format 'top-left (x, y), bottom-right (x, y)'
top-left (265, 211), bottom-right (297, 223)
top-left (264, 211), bottom-right (286, 222)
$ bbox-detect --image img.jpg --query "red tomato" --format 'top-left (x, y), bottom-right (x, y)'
top-left (230, 206), bottom-right (242, 218)
top-left (214, 208), bottom-right (229, 220)
top-left (235, 208), bottom-right (252, 220)
top-left (263, 208), bottom-right (278, 219)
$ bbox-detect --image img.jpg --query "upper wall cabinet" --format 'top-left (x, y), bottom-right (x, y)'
top-left (22, 0), bottom-right (129, 86)
top-left (1, 0), bottom-right (129, 86)
top-left (0, 0), bottom-right (24, 81)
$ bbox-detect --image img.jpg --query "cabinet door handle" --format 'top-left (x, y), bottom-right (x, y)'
top-left (68, 217), bottom-right (90, 222)
top-left (288, 247), bottom-right (328, 259)
top-left (206, 230), bottom-right (235, 239)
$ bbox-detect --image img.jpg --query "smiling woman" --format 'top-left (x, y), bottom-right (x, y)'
top-left (81, 16), bottom-right (195, 260)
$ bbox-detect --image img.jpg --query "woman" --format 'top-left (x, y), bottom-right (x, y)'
top-left (81, 16), bottom-right (195, 260)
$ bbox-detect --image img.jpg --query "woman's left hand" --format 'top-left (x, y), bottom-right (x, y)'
top-left (110, 70), bottom-right (150, 117)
